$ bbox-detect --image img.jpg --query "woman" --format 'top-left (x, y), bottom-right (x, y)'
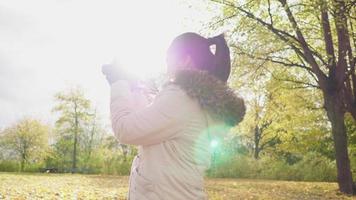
top-left (102, 32), bottom-right (245, 200)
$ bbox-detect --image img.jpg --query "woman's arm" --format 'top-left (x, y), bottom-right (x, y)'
top-left (110, 81), bottom-right (186, 146)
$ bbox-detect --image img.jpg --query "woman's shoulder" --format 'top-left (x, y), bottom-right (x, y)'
top-left (159, 82), bottom-right (188, 97)
top-left (158, 82), bottom-right (202, 112)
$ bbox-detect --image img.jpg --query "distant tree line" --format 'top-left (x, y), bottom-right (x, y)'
top-left (0, 87), bottom-right (136, 175)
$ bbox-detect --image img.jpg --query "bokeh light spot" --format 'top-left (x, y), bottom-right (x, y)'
top-left (210, 139), bottom-right (219, 148)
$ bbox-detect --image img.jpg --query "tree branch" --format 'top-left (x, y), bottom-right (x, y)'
top-left (333, 0), bottom-right (351, 89)
top-left (210, 0), bottom-right (302, 50)
top-left (260, 135), bottom-right (279, 151)
top-left (271, 73), bottom-right (320, 89)
top-left (232, 45), bottom-right (314, 72)
top-left (267, 0), bottom-right (274, 25)
top-left (278, 0), bottom-right (328, 88)
top-left (320, 0), bottom-right (336, 72)
top-left (208, 13), bottom-right (238, 29)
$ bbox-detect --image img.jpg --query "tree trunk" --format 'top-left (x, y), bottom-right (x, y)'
top-left (254, 126), bottom-right (260, 159)
top-left (121, 144), bottom-right (128, 162)
top-left (20, 154), bottom-right (25, 172)
top-left (72, 130), bottom-right (78, 173)
top-left (20, 148), bottom-right (27, 172)
top-left (86, 117), bottom-right (96, 169)
top-left (325, 92), bottom-right (354, 194)
top-left (72, 103), bottom-right (79, 173)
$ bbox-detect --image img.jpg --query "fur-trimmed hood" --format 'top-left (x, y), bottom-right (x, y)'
top-left (169, 70), bottom-right (246, 127)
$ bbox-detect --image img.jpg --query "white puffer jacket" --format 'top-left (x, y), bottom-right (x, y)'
top-left (110, 70), bottom-right (245, 200)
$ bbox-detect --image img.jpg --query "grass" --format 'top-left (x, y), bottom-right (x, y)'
top-left (0, 172), bottom-right (355, 199)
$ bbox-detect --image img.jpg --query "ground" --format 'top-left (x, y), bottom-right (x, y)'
top-left (0, 173), bottom-right (355, 199)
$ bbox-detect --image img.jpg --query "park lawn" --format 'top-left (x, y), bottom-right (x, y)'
top-left (0, 173), bottom-right (355, 200)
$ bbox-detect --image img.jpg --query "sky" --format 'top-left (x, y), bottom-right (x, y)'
top-left (0, 0), bottom-right (221, 129)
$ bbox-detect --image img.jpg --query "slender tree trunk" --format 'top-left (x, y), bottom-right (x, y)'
top-left (325, 92), bottom-right (354, 194)
top-left (86, 115), bottom-right (96, 169)
top-left (72, 128), bottom-right (78, 173)
top-left (254, 126), bottom-right (260, 159)
top-left (20, 154), bottom-right (25, 172)
top-left (121, 144), bottom-right (128, 162)
top-left (72, 104), bottom-right (78, 173)
top-left (20, 146), bottom-right (27, 172)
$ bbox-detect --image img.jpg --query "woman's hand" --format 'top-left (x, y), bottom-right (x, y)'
top-left (102, 61), bottom-right (134, 85)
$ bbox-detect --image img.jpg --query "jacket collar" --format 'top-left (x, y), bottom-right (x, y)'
top-left (168, 70), bottom-right (245, 127)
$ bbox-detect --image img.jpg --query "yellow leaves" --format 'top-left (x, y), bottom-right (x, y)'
top-left (204, 178), bottom-right (354, 200)
top-left (0, 173), bottom-right (354, 199)
top-left (0, 173), bottom-right (128, 199)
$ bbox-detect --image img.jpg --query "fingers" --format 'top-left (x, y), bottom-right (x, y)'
top-left (101, 61), bottom-right (137, 84)
top-left (102, 64), bottom-right (118, 84)
top-left (101, 64), bottom-right (112, 75)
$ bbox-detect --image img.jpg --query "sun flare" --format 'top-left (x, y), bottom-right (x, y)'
top-left (100, 0), bottom-right (191, 80)
top-left (111, 43), bottom-right (167, 79)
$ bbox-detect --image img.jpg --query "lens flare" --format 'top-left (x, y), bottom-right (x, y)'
top-left (210, 139), bottom-right (219, 148)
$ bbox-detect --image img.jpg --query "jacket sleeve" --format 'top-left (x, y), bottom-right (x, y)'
top-left (110, 81), bottom-right (186, 146)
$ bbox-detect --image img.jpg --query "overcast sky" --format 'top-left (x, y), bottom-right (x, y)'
top-left (0, 0), bottom-right (220, 129)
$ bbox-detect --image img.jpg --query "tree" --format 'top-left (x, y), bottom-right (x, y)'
top-left (1, 119), bottom-right (49, 171)
top-left (249, 104), bottom-right (275, 160)
top-left (265, 72), bottom-right (334, 161)
top-left (211, 0), bottom-right (356, 194)
top-left (98, 135), bottom-right (137, 175)
top-left (237, 81), bottom-right (278, 159)
top-left (81, 109), bottom-right (105, 171)
top-left (53, 87), bottom-right (92, 173)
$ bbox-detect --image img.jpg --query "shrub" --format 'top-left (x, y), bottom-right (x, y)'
top-left (293, 152), bottom-right (336, 182)
top-left (0, 160), bottom-right (19, 172)
top-left (206, 152), bottom-right (336, 182)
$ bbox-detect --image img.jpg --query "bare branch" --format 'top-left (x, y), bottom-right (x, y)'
top-left (210, 0), bottom-right (301, 47)
top-left (208, 13), bottom-right (238, 29)
top-left (267, 0), bottom-right (273, 25)
top-left (232, 44), bottom-right (314, 72)
top-left (295, 54), bottom-right (320, 84)
top-left (332, 0), bottom-right (351, 88)
top-left (320, 0), bottom-right (336, 71)
top-left (348, 11), bottom-right (356, 53)
top-left (271, 73), bottom-right (320, 89)
top-left (260, 135), bottom-right (279, 151)
top-left (278, 0), bottom-right (328, 88)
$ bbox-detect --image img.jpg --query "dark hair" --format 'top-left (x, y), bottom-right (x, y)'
top-left (167, 32), bottom-right (231, 82)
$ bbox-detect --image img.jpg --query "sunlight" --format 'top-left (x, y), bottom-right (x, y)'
top-left (210, 139), bottom-right (219, 149)
top-left (111, 43), bottom-right (167, 79)
top-left (0, 0), bottom-right (219, 127)
top-left (101, 0), bottom-right (188, 79)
